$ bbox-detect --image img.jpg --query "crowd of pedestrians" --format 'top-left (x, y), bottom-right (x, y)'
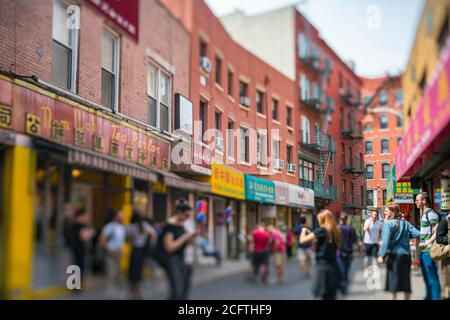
top-left (66, 191), bottom-right (449, 300)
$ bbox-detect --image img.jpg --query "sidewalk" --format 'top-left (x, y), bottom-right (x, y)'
top-left (345, 258), bottom-right (425, 300)
top-left (58, 259), bottom-right (249, 300)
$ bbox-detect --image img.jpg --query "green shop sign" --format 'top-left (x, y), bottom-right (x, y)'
top-left (387, 165), bottom-right (420, 204)
top-left (244, 174), bottom-right (275, 204)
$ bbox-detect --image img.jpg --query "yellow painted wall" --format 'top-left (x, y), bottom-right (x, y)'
top-left (403, 0), bottom-right (450, 127)
top-left (1, 146), bottom-right (36, 299)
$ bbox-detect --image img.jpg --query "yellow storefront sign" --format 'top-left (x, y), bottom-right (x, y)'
top-left (211, 163), bottom-right (245, 200)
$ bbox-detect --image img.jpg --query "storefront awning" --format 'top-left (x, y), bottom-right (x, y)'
top-left (68, 147), bottom-right (158, 182)
top-left (396, 41), bottom-right (450, 180)
top-left (159, 170), bottom-right (211, 193)
top-left (288, 184), bottom-right (315, 209)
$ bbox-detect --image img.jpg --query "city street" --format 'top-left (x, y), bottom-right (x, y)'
top-left (60, 254), bottom-right (424, 300)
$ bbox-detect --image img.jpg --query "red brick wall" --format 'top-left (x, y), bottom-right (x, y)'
top-left (163, 0), bottom-right (299, 186)
top-left (0, 0), bottom-right (190, 126)
top-left (362, 76), bottom-right (404, 208)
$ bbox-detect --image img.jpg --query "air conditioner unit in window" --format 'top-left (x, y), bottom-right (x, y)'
top-left (240, 96), bottom-right (251, 107)
top-left (287, 163), bottom-right (296, 173)
top-left (199, 56), bottom-right (212, 73)
top-left (216, 136), bottom-right (224, 150)
top-left (273, 159), bottom-right (284, 170)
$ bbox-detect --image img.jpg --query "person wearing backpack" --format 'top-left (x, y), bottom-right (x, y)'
top-left (415, 192), bottom-right (442, 300)
top-left (435, 211), bottom-right (450, 299)
top-left (377, 203), bottom-right (420, 300)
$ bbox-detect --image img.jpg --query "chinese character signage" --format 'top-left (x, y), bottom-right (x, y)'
top-left (0, 77), bottom-right (170, 171)
top-left (86, 0), bottom-right (139, 41)
top-left (396, 42), bottom-right (450, 180)
top-left (387, 165), bottom-right (420, 204)
top-left (211, 163), bottom-right (245, 200)
top-left (245, 174), bottom-right (275, 204)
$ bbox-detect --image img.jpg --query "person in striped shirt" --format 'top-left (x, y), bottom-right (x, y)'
top-left (416, 192), bottom-right (441, 300)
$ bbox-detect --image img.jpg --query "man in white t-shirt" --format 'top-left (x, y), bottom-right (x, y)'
top-left (100, 209), bottom-right (126, 299)
top-left (363, 210), bottom-right (383, 272)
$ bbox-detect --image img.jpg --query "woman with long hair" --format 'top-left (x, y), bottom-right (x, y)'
top-left (126, 210), bottom-right (157, 299)
top-left (299, 209), bottom-right (341, 300)
top-left (377, 203), bottom-right (420, 300)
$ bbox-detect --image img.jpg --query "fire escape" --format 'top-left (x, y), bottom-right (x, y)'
top-left (339, 88), bottom-right (367, 211)
top-left (298, 46), bottom-right (337, 206)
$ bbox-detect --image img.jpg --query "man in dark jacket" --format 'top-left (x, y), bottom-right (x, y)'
top-left (338, 213), bottom-right (357, 295)
top-left (436, 212), bottom-right (449, 299)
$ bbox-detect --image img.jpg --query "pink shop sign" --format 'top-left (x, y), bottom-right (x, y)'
top-left (396, 41), bottom-right (450, 180)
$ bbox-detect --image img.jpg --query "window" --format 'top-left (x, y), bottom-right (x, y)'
top-left (199, 39), bottom-right (207, 58)
top-left (272, 99), bottom-right (279, 121)
top-left (227, 120), bottom-right (234, 158)
top-left (272, 139), bottom-right (280, 161)
top-left (350, 182), bottom-right (354, 203)
top-left (365, 141), bottom-right (373, 155)
top-left (366, 190), bottom-right (374, 206)
top-left (301, 115), bottom-right (310, 144)
top-left (364, 123), bottom-right (373, 132)
top-left (382, 189), bottom-right (387, 206)
top-left (239, 81), bottom-right (249, 107)
top-left (240, 127), bottom-right (249, 163)
top-left (214, 111), bottom-right (221, 131)
top-left (341, 142), bottom-right (345, 164)
top-left (215, 55), bottom-right (222, 85)
top-left (338, 72), bottom-right (343, 89)
top-left (342, 179), bottom-right (346, 203)
top-left (199, 100), bottom-right (207, 142)
top-left (396, 90), bottom-right (403, 105)
top-left (382, 163), bottom-right (390, 179)
top-left (300, 74), bottom-right (310, 101)
top-left (381, 139), bottom-right (389, 154)
top-left (286, 107), bottom-right (292, 127)
top-left (379, 91), bottom-right (388, 106)
top-left (256, 90), bottom-right (265, 114)
top-left (102, 30), bottom-right (120, 110)
top-left (227, 69), bottom-right (233, 96)
top-left (287, 145), bottom-right (293, 165)
top-left (298, 33), bottom-right (309, 58)
top-left (147, 64), bottom-right (171, 131)
top-left (257, 133), bottom-right (266, 166)
top-left (397, 115), bottom-right (403, 128)
top-left (380, 114), bottom-right (388, 129)
top-left (366, 164), bottom-right (374, 179)
top-left (52, 0), bottom-right (78, 91)
top-left (299, 159), bottom-right (314, 182)
top-left (397, 137), bottom-right (402, 146)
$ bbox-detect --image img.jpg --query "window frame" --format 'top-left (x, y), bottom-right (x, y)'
top-left (147, 62), bottom-right (172, 133)
top-left (366, 164), bottom-right (374, 179)
top-left (101, 28), bottom-right (121, 111)
top-left (381, 139), bottom-right (390, 154)
top-left (365, 141), bottom-right (373, 155)
top-left (52, 0), bottom-right (79, 93)
top-left (301, 115), bottom-right (311, 144)
top-left (382, 163), bottom-right (390, 180)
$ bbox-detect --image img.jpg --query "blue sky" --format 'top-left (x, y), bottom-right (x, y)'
top-left (205, 0), bottom-right (425, 78)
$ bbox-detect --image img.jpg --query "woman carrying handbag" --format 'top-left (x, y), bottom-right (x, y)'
top-left (377, 203), bottom-right (420, 300)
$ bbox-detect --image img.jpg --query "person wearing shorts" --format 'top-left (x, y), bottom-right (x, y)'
top-left (250, 223), bottom-right (270, 283)
top-left (268, 225), bottom-right (286, 284)
top-left (363, 210), bottom-right (382, 274)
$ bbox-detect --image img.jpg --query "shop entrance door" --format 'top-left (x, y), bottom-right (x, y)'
top-left (153, 193), bottom-right (167, 222)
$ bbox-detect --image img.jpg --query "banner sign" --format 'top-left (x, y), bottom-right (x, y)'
top-left (245, 175), bottom-right (275, 204)
top-left (396, 41), bottom-right (450, 179)
top-left (0, 77), bottom-right (170, 171)
top-left (211, 163), bottom-right (245, 200)
top-left (86, 0), bottom-right (139, 41)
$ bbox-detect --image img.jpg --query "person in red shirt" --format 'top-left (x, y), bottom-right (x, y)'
top-left (249, 223), bottom-right (270, 284)
top-left (286, 228), bottom-right (294, 259)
